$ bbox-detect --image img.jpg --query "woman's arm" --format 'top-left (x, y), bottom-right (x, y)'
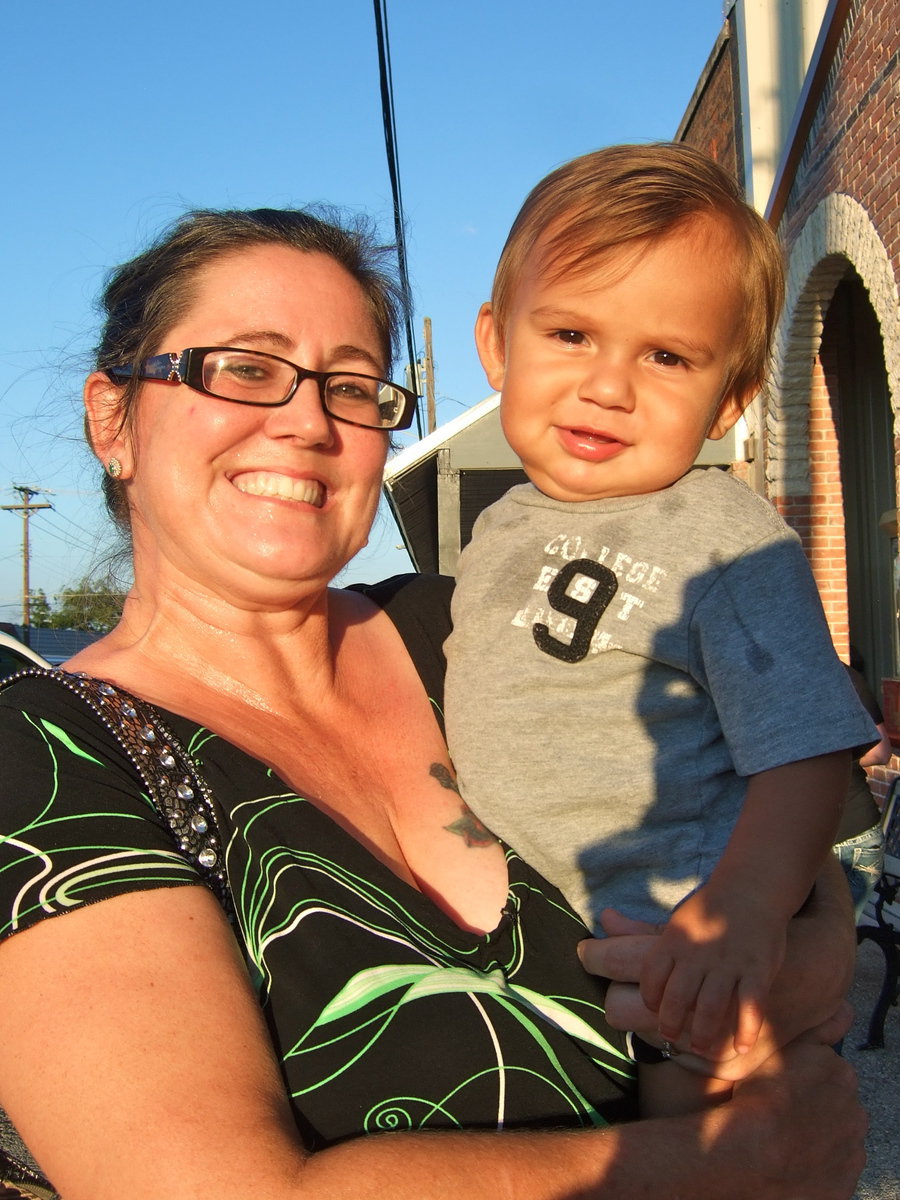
top-left (0, 882), bottom-right (864, 1200)
top-left (308, 1043), bottom-right (864, 1200)
top-left (581, 855), bottom-right (857, 1081)
top-left (859, 721), bottom-right (892, 769)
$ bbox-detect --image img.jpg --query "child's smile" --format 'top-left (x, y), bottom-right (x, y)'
top-left (556, 423), bottom-right (631, 464)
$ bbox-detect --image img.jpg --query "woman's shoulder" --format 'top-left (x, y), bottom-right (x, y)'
top-left (0, 670), bottom-right (203, 942)
top-left (0, 668), bottom-right (191, 806)
top-left (0, 667), bottom-right (121, 733)
top-left (347, 572), bottom-right (456, 733)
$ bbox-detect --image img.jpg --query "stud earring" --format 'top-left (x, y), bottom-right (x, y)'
top-left (107, 458), bottom-right (122, 479)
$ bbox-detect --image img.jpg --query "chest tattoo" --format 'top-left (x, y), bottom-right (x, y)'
top-left (430, 762), bottom-right (498, 847)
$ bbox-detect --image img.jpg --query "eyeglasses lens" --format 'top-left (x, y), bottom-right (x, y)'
top-left (202, 352), bottom-right (293, 404)
top-left (201, 350), bottom-right (404, 429)
top-left (324, 377), bottom-right (404, 429)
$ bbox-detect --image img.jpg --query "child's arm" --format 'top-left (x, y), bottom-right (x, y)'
top-left (639, 750), bottom-right (850, 1056)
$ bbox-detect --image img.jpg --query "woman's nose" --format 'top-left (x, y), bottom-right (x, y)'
top-left (262, 378), bottom-right (334, 444)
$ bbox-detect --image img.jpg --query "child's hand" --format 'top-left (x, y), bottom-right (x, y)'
top-left (638, 887), bottom-right (787, 1055)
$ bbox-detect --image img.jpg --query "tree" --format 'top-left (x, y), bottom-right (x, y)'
top-left (28, 589), bottom-right (53, 628)
top-left (51, 574), bottom-right (127, 633)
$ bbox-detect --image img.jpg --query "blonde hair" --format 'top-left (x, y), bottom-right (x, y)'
top-left (491, 142), bottom-right (785, 402)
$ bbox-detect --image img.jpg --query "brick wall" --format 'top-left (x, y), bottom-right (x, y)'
top-left (782, 1), bottom-right (899, 271)
top-left (774, 0), bottom-right (899, 660)
top-left (678, 23), bottom-right (744, 184)
top-left (773, 356), bottom-right (852, 657)
top-left (680, 0), bottom-right (900, 790)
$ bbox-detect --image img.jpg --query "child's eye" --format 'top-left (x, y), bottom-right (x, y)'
top-left (553, 329), bottom-right (586, 345)
top-left (651, 350), bottom-right (684, 367)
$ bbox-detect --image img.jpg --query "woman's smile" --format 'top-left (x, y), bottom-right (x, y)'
top-left (231, 470), bottom-right (326, 507)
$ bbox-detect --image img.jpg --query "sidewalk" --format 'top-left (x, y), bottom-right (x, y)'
top-left (845, 938), bottom-right (900, 1199)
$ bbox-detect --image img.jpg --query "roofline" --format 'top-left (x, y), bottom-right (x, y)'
top-left (674, 22), bottom-right (733, 143)
top-left (765, 0), bottom-right (853, 226)
top-left (383, 394), bottom-right (500, 482)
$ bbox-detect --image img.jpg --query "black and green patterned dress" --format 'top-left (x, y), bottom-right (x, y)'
top-left (0, 576), bottom-right (637, 1148)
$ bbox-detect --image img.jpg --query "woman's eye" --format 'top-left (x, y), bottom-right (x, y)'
top-left (331, 381), bottom-right (369, 400)
top-left (327, 377), bottom-right (379, 404)
top-left (216, 358), bottom-right (275, 385)
top-left (229, 364), bottom-right (269, 381)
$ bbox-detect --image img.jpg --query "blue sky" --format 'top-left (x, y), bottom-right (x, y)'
top-left (0, 0), bottom-right (725, 621)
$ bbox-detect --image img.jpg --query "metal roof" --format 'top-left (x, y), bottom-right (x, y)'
top-left (0, 624), bottom-right (101, 666)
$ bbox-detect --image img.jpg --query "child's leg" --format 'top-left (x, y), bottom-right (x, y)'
top-left (639, 1061), bottom-right (733, 1118)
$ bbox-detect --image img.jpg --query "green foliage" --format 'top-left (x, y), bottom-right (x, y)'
top-left (27, 589), bottom-right (53, 628)
top-left (47, 574), bottom-right (126, 633)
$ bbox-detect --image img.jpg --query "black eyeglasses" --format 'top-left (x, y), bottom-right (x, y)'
top-left (107, 347), bottom-right (419, 431)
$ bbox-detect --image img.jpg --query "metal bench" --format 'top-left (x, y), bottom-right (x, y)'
top-left (856, 777), bottom-right (900, 1049)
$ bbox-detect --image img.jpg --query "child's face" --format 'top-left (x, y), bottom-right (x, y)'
top-left (476, 217), bottom-right (749, 502)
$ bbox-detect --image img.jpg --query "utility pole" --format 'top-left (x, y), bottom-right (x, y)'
top-left (2, 484), bottom-right (53, 643)
top-left (423, 316), bottom-right (436, 434)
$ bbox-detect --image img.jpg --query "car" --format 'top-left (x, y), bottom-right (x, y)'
top-left (0, 630), bottom-right (51, 680)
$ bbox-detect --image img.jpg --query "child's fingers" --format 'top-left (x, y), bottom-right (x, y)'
top-left (734, 985), bottom-right (766, 1055)
top-left (688, 972), bottom-right (739, 1053)
top-left (638, 946), bottom-right (676, 1014)
top-left (656, 960), bottom-right (707, 1042)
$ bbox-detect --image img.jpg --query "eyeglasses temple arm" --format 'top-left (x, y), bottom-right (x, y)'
top-left (106, 352), bottom-right (184, 384)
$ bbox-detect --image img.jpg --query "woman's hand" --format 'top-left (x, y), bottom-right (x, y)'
top-left (579, 859), bottom-right (857, 1080)
top-left (699, 1041), bottom-right (867, 1199)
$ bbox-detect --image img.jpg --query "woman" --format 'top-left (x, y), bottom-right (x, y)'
top-left (0, 208), bottom-right (864, 1198)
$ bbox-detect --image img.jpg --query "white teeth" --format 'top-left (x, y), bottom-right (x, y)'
top-left (233, 472), bottom-right (325, 507)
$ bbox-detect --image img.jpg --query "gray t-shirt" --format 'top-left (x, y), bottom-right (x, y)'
top-left (445, 468), bottom-right (877, 928)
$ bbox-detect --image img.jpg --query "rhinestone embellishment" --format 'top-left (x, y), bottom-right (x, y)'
top-left (3, 669), bottom-right (232, 917)
top-left (49, 672), bottom-right (232, 914)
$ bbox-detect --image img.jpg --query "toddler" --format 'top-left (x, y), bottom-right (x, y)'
top-left (445, 143), bottom-right (876, 1057)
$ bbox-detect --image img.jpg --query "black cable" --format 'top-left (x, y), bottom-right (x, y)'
top-left (33, 510), bottom-right (97, 556)
top-left (373, 0), bottom-right (423, 438)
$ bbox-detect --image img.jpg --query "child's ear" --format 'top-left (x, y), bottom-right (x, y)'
top-left (83, 371), bottom-right (134, 477)
top-left (706, 386), bottom-right (754, 442)
top-left (474, 302), bottom-right (507, 393)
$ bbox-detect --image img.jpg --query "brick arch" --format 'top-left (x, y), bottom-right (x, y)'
top-left (769, 192), bottom-right (899, 499)
top-left (767, 193), bottom-right (899, 658)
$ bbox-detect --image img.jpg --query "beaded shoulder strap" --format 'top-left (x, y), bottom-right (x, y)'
top-left (0, 668), bottom-right (233, 918)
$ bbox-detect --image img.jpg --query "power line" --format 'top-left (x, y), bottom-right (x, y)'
top-left (32, 509), bottom-right (101, 555)
top-left (372, 0), bottom-right (423, 439)
top-left (30, 522), bottom-right (97, 558)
